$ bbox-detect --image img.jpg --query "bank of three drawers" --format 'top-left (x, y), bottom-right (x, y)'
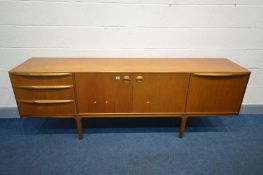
top-left (10, 73), bottom-right (76, 116)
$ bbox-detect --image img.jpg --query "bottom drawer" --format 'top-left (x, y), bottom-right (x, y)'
top-left (18, 100), bottom-right (76, 116)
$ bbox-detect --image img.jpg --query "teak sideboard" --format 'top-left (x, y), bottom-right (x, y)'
top-left (9, 58), bottom-right (250, 139)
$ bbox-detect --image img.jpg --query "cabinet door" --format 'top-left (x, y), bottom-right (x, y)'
top-left (75, 73), bottom-right (132, 113)
top-left (186, 73), bottom-right (250, 114)
top-left (132, 73), bottom-right (190, 113)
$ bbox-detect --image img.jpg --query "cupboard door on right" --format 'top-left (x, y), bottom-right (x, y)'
top-left (186, 73), bottom-right (250, 114)
top-left (132, 73), bottom-right (190, 113)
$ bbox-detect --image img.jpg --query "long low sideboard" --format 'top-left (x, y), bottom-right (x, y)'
top-left (9, 58), bottom-right (250, 139)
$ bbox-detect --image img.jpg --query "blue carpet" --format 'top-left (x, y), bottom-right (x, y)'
top-left (0, 115), bottom-right (263, 175)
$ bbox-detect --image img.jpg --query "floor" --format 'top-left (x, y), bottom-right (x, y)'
top-left (0, 115), bottom-right (263, 175)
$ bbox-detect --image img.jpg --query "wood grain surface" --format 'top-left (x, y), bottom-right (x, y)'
top-left (9, 58), bottom-right (250, 73)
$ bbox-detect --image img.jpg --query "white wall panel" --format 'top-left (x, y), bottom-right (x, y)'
top-left (0, 69), bottom-right (11, 88)
top-left (237, 0), bottom-right (263, 5)
top-left (1, 27), bottom-right (263, 49)
top-left (0, 0), bottom-right (237, 5)
top-left (244, 86), bottom-right (263, 104)
top-left (251, 69), bottom-right (263, 86)
top-left (1, 2), bottom-right (263, 27)
top-left (0, 87), bottom-right (16, 106)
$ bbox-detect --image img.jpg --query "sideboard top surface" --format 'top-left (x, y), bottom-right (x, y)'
top-left (9, 58), bottom-right (250, 73)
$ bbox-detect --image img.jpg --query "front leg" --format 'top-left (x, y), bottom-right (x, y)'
top-left (75, 116), bottom-right (84, 140)
top-left (179, 116), bottom-right (188, 138)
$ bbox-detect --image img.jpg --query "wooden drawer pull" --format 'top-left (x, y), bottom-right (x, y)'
top-left (13, 72), bottom-right (71, 77)
top-left (16, 85), bottom-right (73, 89)
top-left (123, 75), bottom-right (131, 83)
top-left (18, 100), bottom-right (74, 104)
top-left (135, 75), bottom-right (144, 82)
top-left (193, 73), bottom-right (248, 77)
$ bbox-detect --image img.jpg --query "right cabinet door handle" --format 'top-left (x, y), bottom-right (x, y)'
top-left (123, 75), bottom-right (131, 83)
top-left (135, 75), bottom-right (144, 82)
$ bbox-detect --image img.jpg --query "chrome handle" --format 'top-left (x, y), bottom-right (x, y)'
top-left (123, 75), bottom-right (131, 83)
top-left (135, 75), bottom-right (144, 82)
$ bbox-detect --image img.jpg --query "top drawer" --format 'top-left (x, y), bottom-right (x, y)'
top-left (10, 73), bottom-right (73, 86)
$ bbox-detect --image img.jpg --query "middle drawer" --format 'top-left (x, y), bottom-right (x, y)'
top-left (14, 87), bottom-right (75, 100)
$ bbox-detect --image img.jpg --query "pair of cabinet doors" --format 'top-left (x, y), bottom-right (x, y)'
top-left (75, 73), bottom-right (249, 114)
top-left (75, 73), bottom-right (188, 113)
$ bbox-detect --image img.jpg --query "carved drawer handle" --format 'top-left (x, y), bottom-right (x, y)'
top-left (193, 73), bottom-right (248, 77)
top-left (18, 100), bottom-right (74, 104)
top-left (13, 73), bottom-right (72, 77)
top-left (123, 75), bottom-right (131, 83)
top-left (135, 75), bottom-right (144, 82)
top-left (16, 85), bottom-right (73, 90)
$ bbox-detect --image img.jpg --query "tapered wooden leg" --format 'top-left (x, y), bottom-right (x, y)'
top-left (179, 116), bottom-right (188, 138)
top-left (75, 116), bottom-right (83, 140)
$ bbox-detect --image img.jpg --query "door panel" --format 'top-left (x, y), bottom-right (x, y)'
top-left (186, 73), bottom-right (250, 113)
top-left (75, 73), bottom-right (132, 113)
top-left (132, 73), bottom-right (190, 112)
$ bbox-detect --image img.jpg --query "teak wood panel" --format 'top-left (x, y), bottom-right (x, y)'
top-left (8, 58), bottom-right (251, 139)
top-left (10, 58), bottom-right (249, 73)
top-left (14, 88), bottom-right (75, 100)
top-left (75, 73), bottom-right (133, 113)
top-left (10, 73), bottom-right (77, 116)
top-left (18, 102), bottom-right (76, 116)
top-left (132, 73), bottom-right (190, 112)
top-left (186, 74), bottom-right (250, 113)
top-left (10, 74), bottom-right (73, 86)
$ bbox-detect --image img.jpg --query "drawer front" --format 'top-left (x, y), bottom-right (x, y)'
top-left (14, 87), bottom-right (75, 100)
top-left (10, 73), bottom-right (73, 86)
top-left (186, 73), bottom-right (250, 114)
top-left (18, 101), bottom-right (76, 116)
top-left (10, 72), bottom-right (77, 116)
